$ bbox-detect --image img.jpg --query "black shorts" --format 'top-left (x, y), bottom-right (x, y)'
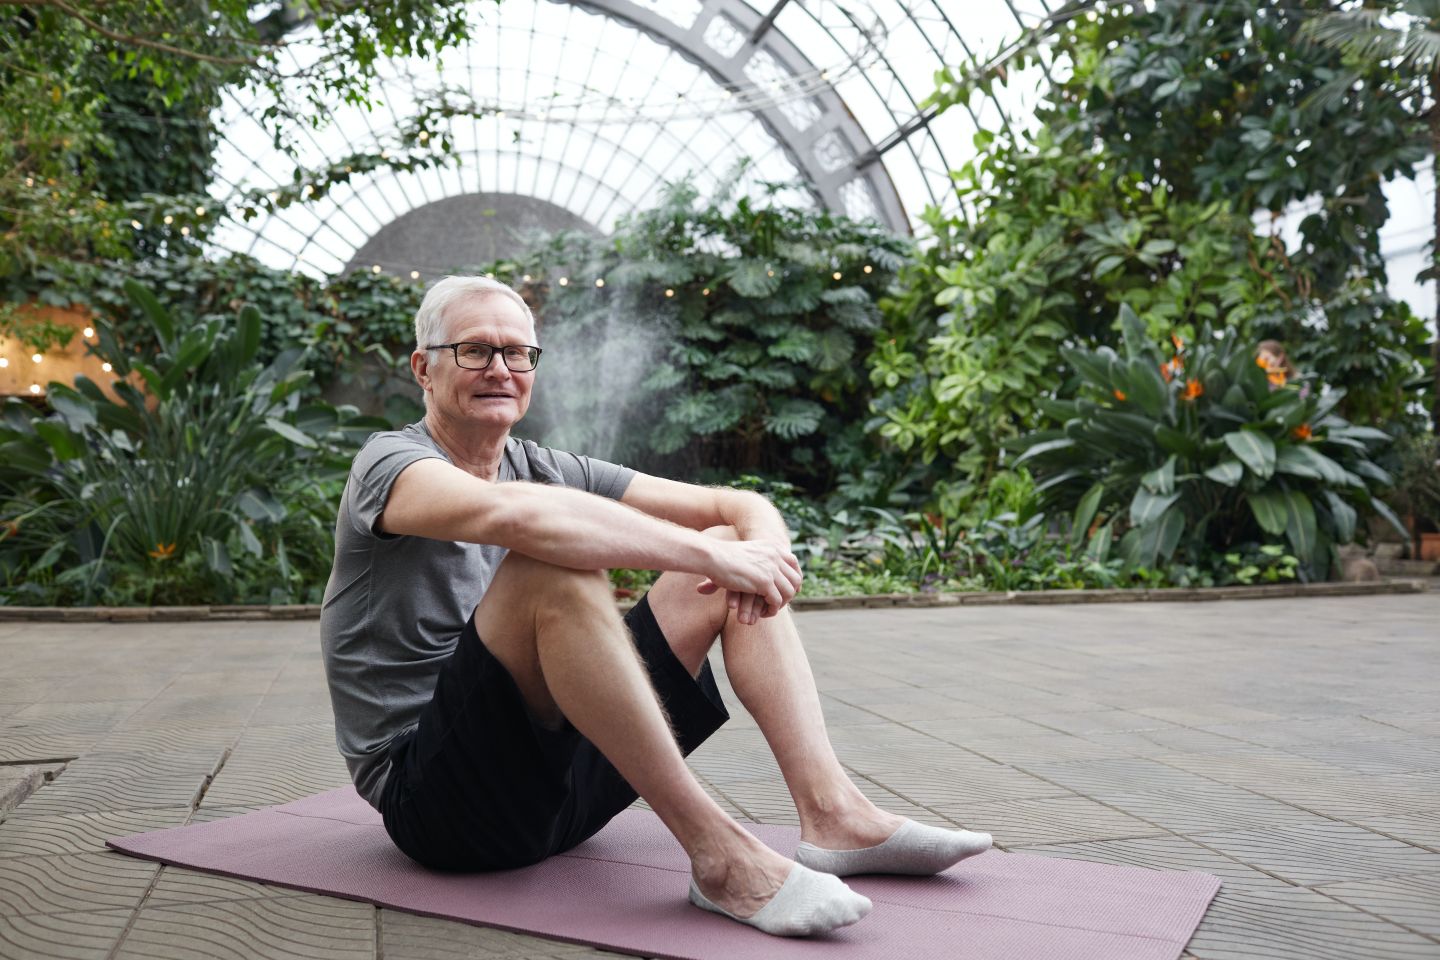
top-left (378, 594), bottom-right (729, 872)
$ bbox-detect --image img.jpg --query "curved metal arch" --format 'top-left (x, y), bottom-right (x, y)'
top-left (571, 0), bottom-right (908, 231)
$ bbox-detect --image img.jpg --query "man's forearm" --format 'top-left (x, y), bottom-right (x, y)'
top-left (718, 490), bottom-right (790, 545)
top-left (486, 482), bottom-right (719, 574)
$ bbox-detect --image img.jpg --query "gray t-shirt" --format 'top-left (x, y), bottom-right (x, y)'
top-left (319, 421), bottom-right (635, 809)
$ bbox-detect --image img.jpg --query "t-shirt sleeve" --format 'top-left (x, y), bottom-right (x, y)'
top-left (536, 446), bottom-right (635, 500)
top-left (343, 432), bottom-right (447, 538)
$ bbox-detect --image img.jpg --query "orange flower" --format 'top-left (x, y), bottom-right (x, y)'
top-left (148, 542), bottom-right (177, 561)
top-left (0, 519), bottom-right (18, 539)
top-left (1181, 378), bottom-right (1204, 401)
top-left (1159, 356), bottom-right (1183, 383)
top-left (1255, 355), bottom-right (1269, 369)
top-left (1293, 423), bottom-right (1312, 441)
top-left (1267, 369), bottom-right (1287, 387)
top-left (1113, 389), bottom-right (1127, 402)
top-left (1171, 333), bottom-right (1184, 352)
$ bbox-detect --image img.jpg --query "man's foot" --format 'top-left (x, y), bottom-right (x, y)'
top-left (689, 863), bottom-right (872, 937)
top-left (795, 819), bottom-right (992, 877)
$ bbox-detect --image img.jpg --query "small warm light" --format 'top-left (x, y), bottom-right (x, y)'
top-left (28, 384), bottom-right (41, 395)
top-left (522, 274), bottom-right (533, 283)
top-left (409, 270), bottom-right (420, 280)
top-left (767, 270), bottom-right (775, 277)
top-left (344, 165), bottom-right (353, 173)
top-left (101, 362), bottom-right (112, 373)
top-left (558, 277), bottom-right (569, 286)
top-left (863, 264), bottom-right (873, 274)
top-left (163, 215), bottom-right (173, 225)
top-left (195, 206), bottom-right (205, 216)
top-left (302, 185), bottom-right (314, 197)
top-left (31, 353), bottom-right (42, 364)
top-left (380, 149), bottom-right (390, 160)
top-left (82, 326), bottom-right (94, 338)
top-left (371, 265), bottom-right (382, 274)
top-left (24, 177), bottom-right (34, 187)
top-left (418, 130), bottom-right (430, 142)
top-left (267, 192), bottom-right (279, 202)
top-left (180, 226), bottom-right (190, 236)
top-left (664, 288), bottom-right (674, 297)
top-left (130, 219), bottom-right (142, 229)
top-left (832, 271), bottom-right (842, 280)
top-left (0, 358), bottom-right (7, 368)
top-left (821, 70), bottom-right (831, 80)
top-left (701, 287), bottom-right (710, 296)
top-left (595, 278), bottom-right (605, 288)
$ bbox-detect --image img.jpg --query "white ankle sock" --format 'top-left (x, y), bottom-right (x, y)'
top-left (688, 863), bottom-right (872, 937)
top-left (794, 820), bottom-right (992, 877)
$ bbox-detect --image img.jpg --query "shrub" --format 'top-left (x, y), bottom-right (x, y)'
top-left (1015, 306), bottom-right (1407, 580)
top-left (0, 280), bottom-right (386, 604)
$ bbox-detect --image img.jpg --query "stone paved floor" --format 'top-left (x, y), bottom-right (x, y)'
top-left (1, 593), bottom-right (1438, 959)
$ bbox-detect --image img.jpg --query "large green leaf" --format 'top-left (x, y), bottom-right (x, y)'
top-left (1071, 482), bottom-right (1105, 547)
top-left (1369, 495), bottom-right (1411, 542)
top-left (1119, 506), bottom-right (1185, 568)
top-left (264, 418), bottom-right (318, 449)
top-left (1014, 437), bottom-right (1076, 465)
top-left (1122, 356), bottom-right (1168, 418)
top-left (123, 278), bottom-right (176, 350)
top-left (1322, 490), bottom-right (1357, 544)
top-left (1223, 430), bottom-right (1276, 480)
top-left (1140, 455), bottom-right (1177, 495)
top-left (1248, 490), bottom-right (1288, 535)
top-left (1154, 425), bottom-right (1202, 457)
top-left (1277, 445), bottom-right (1347, 485)
top-left (1281, 489), bottom-right (1319, 570)
top-left (1204, 460), bottom-right (1244, 487)
top-left (32, 422), bottom-right (85, 461)
top-left (1130, 487), bottom-right (1181, 526)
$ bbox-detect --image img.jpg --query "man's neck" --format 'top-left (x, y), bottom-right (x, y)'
top-left (422, 413), bottom-right (509, 482)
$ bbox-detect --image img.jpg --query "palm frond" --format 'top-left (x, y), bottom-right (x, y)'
top-left (1399, 26), bottom-right (1440, 68)
top-left (1301, 10), bottom-right (1401, 64)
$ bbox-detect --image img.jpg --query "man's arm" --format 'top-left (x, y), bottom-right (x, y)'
top-left (380, 458), bottom-right (801, 611)
top-left (620, 473), bottom-right (797, 621)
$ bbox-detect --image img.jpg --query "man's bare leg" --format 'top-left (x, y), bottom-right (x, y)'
top-left (473, 552), bottom-right (869, 932)
top-left (648, 527), bottom-right (991, 870)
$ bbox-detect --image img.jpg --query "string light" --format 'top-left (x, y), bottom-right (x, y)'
top-left (701, 287), bottom-right (710, 296)
top-left (28, 384), bottom-right (40, 395)
top-left (418, 131), bottom-right (430, 142)
top-left (371, 265), bottom-right (381, 274)
top-left (863, 264), bottom-right (873, 274)
top-left (163, 215), bottom-right (173, 225)
top-left (767, 270), bottom-right (775, 277)
top-left (664, 289), bottom-right (674, 297)
top-left (195, 206), bottom-right (205, 217)
top-left (130, 220), bottom-right (141, 229)
top-left (594, 278), bottom-right (604, 288)
top-left (82, 327), bottom-right (94, 338)
top-left (31, 353), bottom-right (42, 364)
top-left (522, 274), bottom-right (532, 283)
top-left (101, 362), bottom-right (113, 373)
top-left (832, 271), bottom-right (842, 280)
top-left (302, 185), bottom-right (314, 197)
top-left (558, 277), bottom-right (569, 286)
top-left (410, 270), bottom-right (420, 280)
top-left (0, 358), bottom-right (7, 368)
top-left (24, 177), bottom-right (33, 187)
top-left (180, 226), bottom-right (190, 236)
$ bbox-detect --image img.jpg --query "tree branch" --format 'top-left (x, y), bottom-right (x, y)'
top-left (12, 0), bottom-right (260, 67)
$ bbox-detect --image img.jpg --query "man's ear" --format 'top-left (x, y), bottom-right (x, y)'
top-left (411, 350), bottom-right (431, 391)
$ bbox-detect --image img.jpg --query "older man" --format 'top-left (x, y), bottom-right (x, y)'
top-left (321, 275), bottom-right (991, 937)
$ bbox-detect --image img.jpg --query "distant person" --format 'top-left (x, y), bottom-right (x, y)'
top-left (319, 276), bottom-right (992, 938)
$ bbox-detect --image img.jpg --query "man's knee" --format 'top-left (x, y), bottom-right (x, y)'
top-left (481, 552), bottom-right (613, 627)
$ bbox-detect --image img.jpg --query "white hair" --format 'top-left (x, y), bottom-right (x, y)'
top-left (413, 275), bottom-right (537, 354)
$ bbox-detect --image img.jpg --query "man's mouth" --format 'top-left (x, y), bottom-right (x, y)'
top-left (473, 393), bottom-right (513, 399)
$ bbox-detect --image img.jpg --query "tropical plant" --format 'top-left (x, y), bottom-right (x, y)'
top-left (1014, 306), bottom-right (1408, 580)
top-left (491, 172), bottom-right (911, 489)
top-left (0, 280), bottom-right (387, 604)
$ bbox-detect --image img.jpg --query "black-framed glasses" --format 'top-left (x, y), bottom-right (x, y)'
top-left (427, 341), bottom-right (543, 372)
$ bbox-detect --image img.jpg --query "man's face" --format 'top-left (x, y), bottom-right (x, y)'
top-left (418, 294), bottom-right (537, 432)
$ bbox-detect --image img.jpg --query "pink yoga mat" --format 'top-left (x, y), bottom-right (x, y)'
top-left (109, 787), bottom-right (1218, 960)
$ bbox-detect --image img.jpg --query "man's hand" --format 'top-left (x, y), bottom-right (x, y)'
top-left (696, 539), bottom-right (803, 625)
